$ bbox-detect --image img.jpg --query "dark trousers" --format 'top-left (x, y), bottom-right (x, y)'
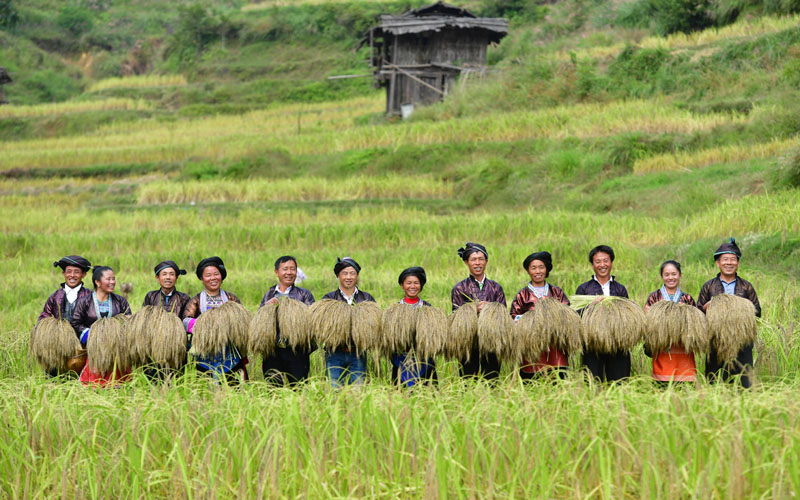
top-left (705, 343), bottom-right (753, 388)
top-left (460, 350), bottom-right (501, 379)
top-left (582, 350), bottom-right (631, 381)
top-left (391, 361), bottom-right (438, 386)
top-left (262, 347), bottom-right (311, 386)
top-left (520, 366), bottom-right (568, 381)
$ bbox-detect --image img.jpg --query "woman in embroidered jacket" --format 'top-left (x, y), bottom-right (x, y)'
top-left (643, 260), bottom-right (698, 383)
top-left (70, 266), bottom-right (132, 385)
top-left (509, 251), bottom-right (570, 379)
top-left (391, 267), bottom-right (436, 387)
top-left (182, 256), bottom-right (248, 383)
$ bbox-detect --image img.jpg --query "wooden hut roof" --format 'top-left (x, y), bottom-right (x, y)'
top-left (0, 68), bottom-right (11, 85)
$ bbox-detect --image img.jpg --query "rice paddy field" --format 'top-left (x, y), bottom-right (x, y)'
top-left (3, 0), bottom-right (800, 497)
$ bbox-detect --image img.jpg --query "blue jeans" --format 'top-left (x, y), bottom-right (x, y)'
top-left (325, 350), bottom-right (367, 387)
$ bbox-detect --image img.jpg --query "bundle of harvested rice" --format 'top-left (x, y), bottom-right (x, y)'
top-left (679, 303), bottom-right (710, 354)
top-left (706, 293), bottom-right (757, 363)
top-left (644, 300), bottom-right (681, 354)
top-left (148, 307), bottom-right (187, 369)
top-left (126, 306), bottom-right (158, 366)
top-left (351, 301), bottom-right (383, 354)
top-left (477, 302), bottom-right (515, 361)
top-left (380, 303), bottom-right (417, 355)
top-left (415, 306), bottom-right (448, 361)
top-left (30, 317), bottom-right (82, 372)
top-left (581, 296), bottom-right (646, 353)
top-left (192, 307), bottom-right (230, 357)
top-left (218, 302), bottom-right (253, 355)
top-left (515, 311), bottom-right (549, 362)
top-left (248, 302), bottom-right (277, 356)
top-left (276, 297), bottom-right (311, 351)
top-left (445, 302), bottom-right (478, 361)
top-left (532, 297), bottom-right (583, 355)
top-left (87, 316), bottom-right (130, 373)
top-left (309, 299), bottom-right (352, 351)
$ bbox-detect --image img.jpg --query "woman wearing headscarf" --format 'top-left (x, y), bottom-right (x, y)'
top-left (391, 266), bottom-right (437, 387)
top-left (40, 255), bottom-right (93, 323)
top-left (643, 260), bottom-right (698, 383)
top-left (182, 256), bottom-right (248, 383)
top-left (142, 260), bottom-right (191, 316)
top-left (450, 242), bottom-right (506, 379)
top-left (258, 255), bottom-right (315, 386)
top-left (509, 251), bottom-right (571, 379)
top-left (70, 266), bottom-right (132, 385)
top-left (575, 245), bottom-right (631, 381)
top-left (322, 257), bottom-right (376, 386)
top-left (696, 238), bottom-right (761, 388)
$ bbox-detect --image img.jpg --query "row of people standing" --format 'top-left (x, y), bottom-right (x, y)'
top-left (40, 236), bottom-right (760, 387)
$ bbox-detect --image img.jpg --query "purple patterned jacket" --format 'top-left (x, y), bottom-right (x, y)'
top-left (450, 276), bottom-right (506, 311)
top-left (39, 283), bottom-right (93, 322)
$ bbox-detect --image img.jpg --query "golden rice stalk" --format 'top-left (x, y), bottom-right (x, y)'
top-left (581, 296), bottom-right (646, 353)
top-left (477, 302), bottom-right (515, 361)
top-left (87, 316), bottom-right (130, 373)
top-left (218, 301), bottom-right (253, 356)
top-left (309, 299), bottom-right (352, 351)
top-left (415, 306), bottom-right (448, 361)
top-left (381, 303), bottom-right (417, 355)
top-left (248, 302), bottom-right (277, 357)
top-left (644, 300), bottom-right (682, 354)
top-left (679, 303), bottom-right (710, 354)
top-left (192, 307), bottom-right (229, 357)
top-left (514, 311), bottom-right (548, 362)
top-left (351, 301), bottom-right (383, 354)
top-left (706, 294), bottom-right (758, 363)
top-left (148, 307), bottom-right (187, 369)
top-left (126, 306), bottom-right (157, 367)
top-left (532, 297), bottom-right (583, 355)
top-left (445, 302), bottom-right (478, 362)
top-left (568, 295), bottom-right (604, 311)
top-left (277, 297), bottom-right (311, 352)
top-left (30, 317), bottom-right (82, 372)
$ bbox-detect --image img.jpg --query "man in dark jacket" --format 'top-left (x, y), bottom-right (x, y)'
top-left (575, 245), bottom-right (631, 381)
top-left (696, 238), bottom-right (760, 388)
top-left (142, 260), bottom-right (191, 316)
top-left (40, 256), bottom-right (93, 323)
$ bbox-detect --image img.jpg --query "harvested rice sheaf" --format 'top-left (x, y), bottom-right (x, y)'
top-left (351, 301), bottom-right (382, 354)
top-left (148, 307), bottom-right (187, 369)
top-left (310, 299), bottom-right (352, 351)
top-left (445, 302), bottom-right (478, 361)
top-left (381, 303), bottom-right (417, 355)
top-left (218, 302), bottom-right (253, 356)
top-left (477, 302), bottom-right (516, 362)
top-left (644, 300), bottom-right (682, 354)
top-left (581, 296), bottom-right (646, 353)
top-left (30, 317), bottom-right (82, 372)
top-left (532, 297), bottom-right (583, 355)
top-left (192, 307), bottom-right (229, 357)
top-left (679, 303), bottom-right (710, 354)
top-left (248, 302), bottom-right (277, 356)
top-left (87, 316), bottom-right (130, 373)
top-left (706, 294), bottom-right (758, 363)
top-left (514, 311), bottom-right (547, 362)
top-left (126, 306), bottom-right (158, 367)
top-left (277, 297), bottom-right (311, 351)
top-left (415, 305), bottom-right (448, 361)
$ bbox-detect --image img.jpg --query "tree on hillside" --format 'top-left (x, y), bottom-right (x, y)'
top-left (0, 0), bottom-right (19, 30)
top-left (165, 4), bottom-right (241, 65)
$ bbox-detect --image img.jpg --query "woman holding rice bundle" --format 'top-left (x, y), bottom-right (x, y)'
top-left (575, 245), bottom-right (631, 381)
top-left (510, 251), bottom-right (570, 379)
top-left (143, 260), bottom-right (191, 316)
top-left (258, 255), bottom-right (315, 385)
top-left (451, 242), bottom-right (506, 379)
top-left (70, 266), bottom-right (132, 384)
top-left (696, 238), bottom-right (761, 388)
top-left (182, 256), bottom-right (249, 383)
top-left (391, 267), bottom-right (437, 387)
top-left (644, 260), bottom-right (698, 383)
top-left (322, 257), bottom-right (376, 387)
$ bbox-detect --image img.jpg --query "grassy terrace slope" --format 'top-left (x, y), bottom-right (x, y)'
top-left (2, 0), bottom-right (800, 497)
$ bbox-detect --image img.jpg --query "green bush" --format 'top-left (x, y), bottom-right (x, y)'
top-left (56, 5), bottom-right (93, 38)
top-left (648, 0), bottom-right (714, 35)
top-left (0, 0), bottom-right (19, 30)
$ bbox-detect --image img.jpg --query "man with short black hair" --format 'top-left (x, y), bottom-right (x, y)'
top-left (143, 260), bottom-right (191, 316)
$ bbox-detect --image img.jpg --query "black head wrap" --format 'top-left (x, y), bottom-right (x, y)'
top-left (714, 238), bottom-right (741, 260)
top-left (155, 260), bottom-right (187, 277)
top-left (53, 255), bottom-right (91, 272)
top-left (457, 242), bottom-right (488, 262)
top-left (522, 251), bottom-right (553, 277)
top-left (196, 256), bottom-right (227, 281)
top-left (334, 257), bottom-right (361, 276)
top-left (398, 266), bottom-right (427, 288)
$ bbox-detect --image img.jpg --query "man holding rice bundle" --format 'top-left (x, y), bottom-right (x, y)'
top-left (644, 260), bottom-right (699, 383)
top-left (696, 238), bottom-right (761, 388)
top-left (451, 242), bottom-right (506, 379)
top-left (142, 260), bottom-right (191, 316)
top-left (182, 257), bottom-right (249, 383)
top-left (391, 266), bottom-right (437, 387)
top-left (510, 251), bottom-right (571, 379)
top-left (322, 257), bottom-right (376, 386)
top-left (575, 245), bottom-right (631, 381)
top-left (258, 255), bottom-right (315, 385)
